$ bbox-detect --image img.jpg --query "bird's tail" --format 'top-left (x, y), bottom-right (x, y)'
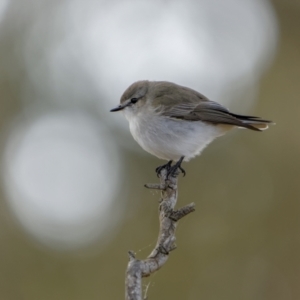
top-left (230, 113), bottom-right (274, 132)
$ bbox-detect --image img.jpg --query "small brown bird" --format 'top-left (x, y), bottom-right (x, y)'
top-left (111, 80), bottom-right (272, 176)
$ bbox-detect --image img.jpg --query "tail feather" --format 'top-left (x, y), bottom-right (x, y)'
top-left (230, 113), bottom-right (273, 132)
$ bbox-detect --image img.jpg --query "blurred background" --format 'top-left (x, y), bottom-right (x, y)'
top-left (0, 0), bottom-right (299, 299)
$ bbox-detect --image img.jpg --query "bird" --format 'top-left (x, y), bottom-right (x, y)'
top-left (110, 80), bottom-right (272, 177)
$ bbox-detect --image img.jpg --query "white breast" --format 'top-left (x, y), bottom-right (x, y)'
top-left (124, 109), bottom-right (228, 161)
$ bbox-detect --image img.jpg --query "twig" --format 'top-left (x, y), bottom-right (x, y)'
top-left (125, 169), bottom-right (196, 300)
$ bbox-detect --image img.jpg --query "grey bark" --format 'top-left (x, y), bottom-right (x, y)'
top-left (125, 169), bottom-right (195, 300)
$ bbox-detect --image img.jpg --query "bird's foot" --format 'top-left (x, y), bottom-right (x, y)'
top-left (167, 156), bottom-right (186, 178)
top-left (156, 160), bottom-right (173, 177)
top-left (155, 157), bottom-right (186, 178)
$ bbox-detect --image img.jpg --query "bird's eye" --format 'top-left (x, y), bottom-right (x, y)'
top-left (130, 98), bottom-right (138, 104)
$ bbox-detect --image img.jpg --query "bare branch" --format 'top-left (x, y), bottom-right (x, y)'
top-left (125, 169), bottom-right (195, 300)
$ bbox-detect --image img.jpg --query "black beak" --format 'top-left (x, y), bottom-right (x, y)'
top-left (110, 106), bottom-right (123, 112)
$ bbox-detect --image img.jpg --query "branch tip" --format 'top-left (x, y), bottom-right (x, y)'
top-left (170, 203), bottom-right (196, 221)
top-left (128, 250), bottom-right (136, 260)
top-left (144, 183), bottom-right (166, 190)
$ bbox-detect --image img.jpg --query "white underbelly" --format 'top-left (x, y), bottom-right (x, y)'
top-left (128, 114), bottom-right (228, 161)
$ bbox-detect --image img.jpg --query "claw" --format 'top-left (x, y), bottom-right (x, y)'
top-left (156, 160), bottom-right (172, 177)
top-left (178, 166), bottom-right (186, 177)
top-left (166, 156), bottom-right (186, 178)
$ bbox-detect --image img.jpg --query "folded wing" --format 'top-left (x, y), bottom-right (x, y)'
top-left (159, 98), bottom-right (272, 132)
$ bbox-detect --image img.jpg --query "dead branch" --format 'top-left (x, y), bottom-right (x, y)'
top-left (125, 168), bottom-right (195, 300)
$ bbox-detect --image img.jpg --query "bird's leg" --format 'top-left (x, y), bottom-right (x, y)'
top-left (155, 160), bottom-right (173, 177)
top-left (167, 156), bottom-right (186, 178)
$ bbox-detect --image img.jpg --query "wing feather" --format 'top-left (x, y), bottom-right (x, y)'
top-left (148, 82), bottom-right (271, 131)
top-left (156, 96), bottom-right (271, 131)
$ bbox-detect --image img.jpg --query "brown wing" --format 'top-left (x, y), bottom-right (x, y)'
top-left (157, 95), bottom-right (271, 132)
